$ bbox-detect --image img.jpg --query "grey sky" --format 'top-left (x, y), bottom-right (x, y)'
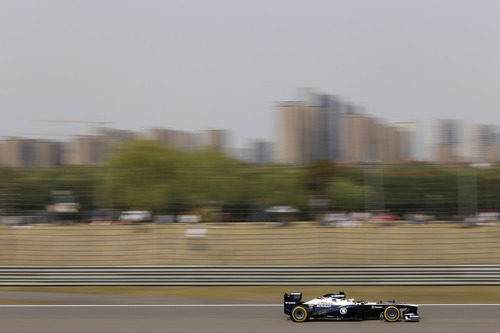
top-left (1, 0), bottom-right (500, 146)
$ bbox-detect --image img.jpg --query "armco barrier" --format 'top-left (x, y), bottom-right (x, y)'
top-left (0, 265), bottom-right (500, 286)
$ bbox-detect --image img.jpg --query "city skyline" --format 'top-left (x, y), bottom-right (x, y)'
top-left (2, 1), bottom-right (500, 146)
top-left (4, 86), bottom-right (500, 167)
top-left (4, 90), bottom-right (500, 157)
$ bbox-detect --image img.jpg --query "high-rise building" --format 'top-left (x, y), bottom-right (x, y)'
top-left (63, 128), bottom-right (137, 165)
top-left (378, 124), bottom-right (401, 163)
top-left (0, 138), bottom-right (36, 168)
top-left (276, 101), bottom-right (303, 164)
top-left (33, 141), bottom-right (63, 167)
top-left (275, 101), bottom-right (327, 164)
top-left (391, 120), bottom-right (417, 161)
top-left (144, 128), bottom-right (198, 151)
top-left (201, 129), bottom-right (230, 152)
top-left (340, 113), bottom-right (381, 163)
top-left (459, 124), bottom-right (500, 163)
top-left (228, 140), bottom-right (274, 164)
top-left (251, 140), bottom-right (274, 164)
top-left (298, 89), bottom-right (343, 161)
top-left (431, 119), bottom-right (462, 163)
top-left (63, 136), bottom-right (107, 165)
top-left (277, 89), bottom-right (422, 164)
top-left (324, 96), bottom-right (343, 162)
top-left (0, 138), bottom-right (63, 167)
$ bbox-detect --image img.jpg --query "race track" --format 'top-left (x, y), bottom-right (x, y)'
top-left (0, 304), bottom-right (499, 333)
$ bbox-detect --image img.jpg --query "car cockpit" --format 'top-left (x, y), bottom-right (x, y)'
top-left (322, 291), bottom-right (346, 299)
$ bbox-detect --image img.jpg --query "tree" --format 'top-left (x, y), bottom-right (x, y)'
top-left (327, 177), bottom-right (368, 211)
top-left (304, 160), bottom-right (340, 194)
top-left (101, 140), bottom-right (183, 212)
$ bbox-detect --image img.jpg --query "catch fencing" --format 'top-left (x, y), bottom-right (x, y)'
top-left (0, 222), bottom-right (500, 266)
top-left (0, 265), bottom-right (500, 286)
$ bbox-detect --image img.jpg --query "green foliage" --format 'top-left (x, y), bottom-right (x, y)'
top-left (4, 141), bottom-right (500, 217)
top-left (382, 166), bottom-right (458, 214)
top-left (304, 159), bottom-right (340, 194)
top-left (327, 177), bottom-right (368, 211)
top-left (250, 166), bottom-right (307, 208)
top-left (180, 149), bottom-right (245, 207)
top-left (0, 166), bottom-right (96, 212)
top-left (102, 140), bottom-right (183, 211)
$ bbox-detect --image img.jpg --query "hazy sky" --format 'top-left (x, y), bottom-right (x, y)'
top-left (1, 0), bottom-right (500, 146)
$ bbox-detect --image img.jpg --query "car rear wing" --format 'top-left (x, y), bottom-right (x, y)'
top-left (283, 292), bottom-right (302, 314)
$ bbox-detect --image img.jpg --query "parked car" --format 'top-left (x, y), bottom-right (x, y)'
top-left (118, 211), bottom-right (152, 223)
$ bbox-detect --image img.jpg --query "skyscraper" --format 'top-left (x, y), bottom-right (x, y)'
top-left (431, 119), bottom-right (461, 163)
top-left (276, 101), bottom-right (327, 164)
top-left (298, 89), bottom-right (343, 161)
top-left (0, 138), bottom-right (36, 168)
top-left (459, 123), bottom-right (500, 163)
top-left (33, 141), bottom-right (63, 167)
top-left (277, 89), bottom-right (417, 165)
top-left (144, 128), bottom-right (198, 151)
top-left (391, 120), bottom-right (417, 161)
top-left (63, 136), bottom-right (106, 165)
top-left (340, 113), bottom-right (381, 163)
top-left (202, 129), bottom-right (230, 152)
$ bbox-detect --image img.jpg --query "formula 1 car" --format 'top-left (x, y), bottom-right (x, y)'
top-left (284, 291), bottom-right (419, 322)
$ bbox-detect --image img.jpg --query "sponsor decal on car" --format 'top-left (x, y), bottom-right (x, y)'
top-left (315, 301), bottom-right (334, 307)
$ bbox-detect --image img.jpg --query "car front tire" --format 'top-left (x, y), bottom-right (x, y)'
top-left (383, 306), bottom-right (401, 322)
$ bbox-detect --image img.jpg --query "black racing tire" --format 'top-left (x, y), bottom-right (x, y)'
top-left (291, 305), bottom-right (309, 322)
top-left (383, 306), bottom-right (401, 322)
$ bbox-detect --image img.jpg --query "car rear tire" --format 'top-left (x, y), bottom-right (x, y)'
top-left (383, 306), bottom-right (401, 322)
top-left (291, 305), bottom-right (309, 322)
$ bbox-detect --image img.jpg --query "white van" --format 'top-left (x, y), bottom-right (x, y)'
top-left (118, 211), bottom-right (152, 223)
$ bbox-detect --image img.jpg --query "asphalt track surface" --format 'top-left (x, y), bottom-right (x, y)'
top-left (1, 302), bottom-right (500, 333)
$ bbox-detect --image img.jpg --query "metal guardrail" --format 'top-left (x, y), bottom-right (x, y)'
top-left (0, 265), bottom-right (500, 286)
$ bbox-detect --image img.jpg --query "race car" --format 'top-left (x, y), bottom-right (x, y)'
top-left (284, 291), bottom-right (419, 322)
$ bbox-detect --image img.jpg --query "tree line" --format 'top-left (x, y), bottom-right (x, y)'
top-left (1, 140), bottom-right (499, 217)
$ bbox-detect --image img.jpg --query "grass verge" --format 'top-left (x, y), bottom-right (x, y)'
top-left (1, 286), bottom-right (499, 304)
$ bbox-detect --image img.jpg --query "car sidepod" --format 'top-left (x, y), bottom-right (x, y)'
top-left (309, 303), bottom-right (361, 320)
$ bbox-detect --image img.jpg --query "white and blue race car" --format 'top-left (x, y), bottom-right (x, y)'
top-left (284, 291), bottom-right (419, 322)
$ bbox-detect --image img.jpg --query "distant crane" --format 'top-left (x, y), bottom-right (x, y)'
top-left (21, 133), bottom-right (88, 137)
top-left (37, 120), bottom-right (115, 125)
top-left (29, 120), bottom-right (117, 138)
